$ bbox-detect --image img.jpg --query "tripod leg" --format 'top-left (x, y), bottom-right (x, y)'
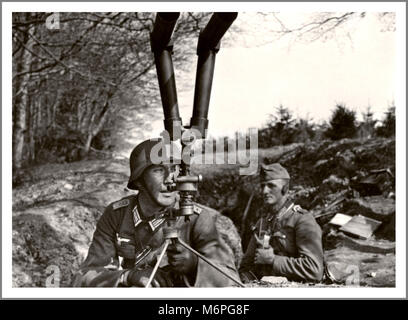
top-left (145, 239), bottom-right (170, 288)
top-left (177, 238), bottom-right (244, 287)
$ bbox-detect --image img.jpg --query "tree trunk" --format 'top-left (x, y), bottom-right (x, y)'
top-left (28, 97), bottom-right (35, 161)
top-left (51, 90), bottom-right (61, 129)
top-left (13, 24), bottom-right (35, 170)
top-left (83, 132), bottom-right (93, 156)
top-left (83, 92), bottom-right (114, 155)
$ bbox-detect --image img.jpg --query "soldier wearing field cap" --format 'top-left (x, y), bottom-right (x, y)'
top-left (72, 138), bottom-right (240, 287)
top-left (239, 163), bottom-right (324, 283)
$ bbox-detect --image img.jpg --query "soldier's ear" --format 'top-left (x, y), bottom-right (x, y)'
top-left (281, 181), bottom-right (289, 195)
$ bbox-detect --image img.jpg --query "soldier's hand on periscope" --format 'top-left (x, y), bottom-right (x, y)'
top-left (126, 267), bottom-right (172, 287)
top-left (254, 234), bottom-right (275, 265)
top-left (167, 242), bottom-right (198, 275)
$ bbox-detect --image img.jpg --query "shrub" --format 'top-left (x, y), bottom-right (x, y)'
top-left (376, 105), bottom-right (395, 138)
top-left (325, 104), bottom-right (357, 140)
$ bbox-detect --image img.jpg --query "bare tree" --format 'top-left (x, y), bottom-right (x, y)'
top-left (12, 12), bottom-right (215, 171)
top-left (248, 12), bottom-right (395, 47)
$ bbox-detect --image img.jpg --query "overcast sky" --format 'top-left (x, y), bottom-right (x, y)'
top-left (150, 12), bottom-right (397, 138)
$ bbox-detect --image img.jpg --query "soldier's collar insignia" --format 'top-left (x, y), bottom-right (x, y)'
top-left (148, 217), bottom-right (166, 232)
top-left (113, 199), bottom-right (130, 211)
top-left (132, 206), bottom-right (142, 228)
top-left (133, 205), bottom-right (166, 231)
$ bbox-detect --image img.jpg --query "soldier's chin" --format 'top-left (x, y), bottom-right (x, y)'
top-left (264, 198), bottom-right (276, 205)
top-left (157, 194), bottom-right (177, 207)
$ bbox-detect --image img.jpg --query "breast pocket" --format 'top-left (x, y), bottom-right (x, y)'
top-left (271, 227), bottom-right (296, 256)
top-left (116, 234), bottom-right (136, 260)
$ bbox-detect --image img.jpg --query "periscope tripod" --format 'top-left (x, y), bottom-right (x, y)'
top-left (145, 211), bottom-right (244, 288)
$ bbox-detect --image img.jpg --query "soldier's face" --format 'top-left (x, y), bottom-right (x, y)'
top-left (261, 179), bottom-right (286, 206)
top-left (142, 164), bottom-right (180, 207)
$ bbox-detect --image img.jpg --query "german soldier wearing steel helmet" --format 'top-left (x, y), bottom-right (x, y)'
top-left (72, 138), bottom-right (240, 287)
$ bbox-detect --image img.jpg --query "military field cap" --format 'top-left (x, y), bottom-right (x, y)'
top-left (260, 163), bottom-right (290, 181)
top-left (127, 138), bottom-right (182, 190)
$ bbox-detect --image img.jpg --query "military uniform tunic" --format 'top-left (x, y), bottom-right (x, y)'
top-left (240, 201), bottom-right (324, 283)
top-left (72, 195), bottom-right (240, 287)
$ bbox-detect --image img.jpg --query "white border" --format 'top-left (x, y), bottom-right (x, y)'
top-left (2, 1), bottom-right (406, 299)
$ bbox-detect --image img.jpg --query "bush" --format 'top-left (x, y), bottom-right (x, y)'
top-left (376, 106), bottom-right (395, 138)
top-left (325, 104), bottom-right (357, 140)
top-left (258, 105), bottom-right (297, 147)
top-left (357, 106), bottom-right (377, 139)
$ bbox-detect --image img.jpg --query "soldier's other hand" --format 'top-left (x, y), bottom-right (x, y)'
top-left (167, 242), bottom-right (198, 275)
top-left (254, 233), bottom-right (270, 249)
top-left (126, 267), bottom-right (171, 287)
top-left (254, 247), bottom-right (275, 265)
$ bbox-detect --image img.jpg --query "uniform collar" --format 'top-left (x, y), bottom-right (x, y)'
top-left (133, 196), bottom-right (167, 232)
top-left (267, 199), bottom-right (294, 222)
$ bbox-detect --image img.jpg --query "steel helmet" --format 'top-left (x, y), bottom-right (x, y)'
top-left (127, 138), bottom-right (181, 190)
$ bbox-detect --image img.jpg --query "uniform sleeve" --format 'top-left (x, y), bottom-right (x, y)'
top-left (190, 211), bottom-right (242, 287)
top-left (71, 206), bottom-right (127, 287)
top-left (270, 214), bottom-right (324, 282)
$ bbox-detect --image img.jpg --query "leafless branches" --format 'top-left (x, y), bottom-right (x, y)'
top-left (12, 12), bottom-right (214, 169)
top-left (267, 11), bottom-right (395, 44)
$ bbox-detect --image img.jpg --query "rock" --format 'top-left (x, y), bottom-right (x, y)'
top-left (323, 175), bottom-right (349, 187)
top-left (64, 183), bottom-right (73, 190)
top-left (336, 149), bottom-right (357, 173)
top-left (351, 170), bottom-right (394, 196)
top-left (325, 261), bottom-right (359, 285)
top-left (374, 212), bottom-right (395, 241)
top-left (321, 175), bottom-right (349, 193)
top-left (260, 276), bottom-right (289, 284)
top-left (342, 196), bottom-right (395, 222)
top-left (325, 245), bottom-right (395, 287)
top-left (325, 230), bottom-right (395, 254)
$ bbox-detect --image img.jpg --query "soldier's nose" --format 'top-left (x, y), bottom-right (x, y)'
top-left (164, 172), bottom-right (174, 184)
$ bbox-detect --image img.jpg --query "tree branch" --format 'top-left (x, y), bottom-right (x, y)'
top-left (24, 31), bottom-right (119, 88)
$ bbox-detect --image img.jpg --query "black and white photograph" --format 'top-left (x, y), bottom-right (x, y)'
top-left (2, 1), bottom-right (405, 299)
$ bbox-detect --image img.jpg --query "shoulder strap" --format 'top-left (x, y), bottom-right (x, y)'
top-left (112, 198), bottom-right (131, 211)
top-left (293, 204), bottom-right (308, 214)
